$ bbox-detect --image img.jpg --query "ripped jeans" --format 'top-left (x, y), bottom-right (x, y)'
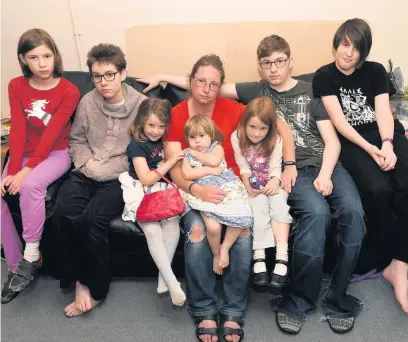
top-left (181, 209), bottom-right (252, 318)
top-left (275, 165), bottom-right (366, 320)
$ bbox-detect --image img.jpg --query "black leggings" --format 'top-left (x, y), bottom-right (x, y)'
top-left (340, 122), bottom-right (408, 269)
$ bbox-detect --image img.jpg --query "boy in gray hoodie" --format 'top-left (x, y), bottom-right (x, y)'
top-left (54, 43), bottom-right (146, 317)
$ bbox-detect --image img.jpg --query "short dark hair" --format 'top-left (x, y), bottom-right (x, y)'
top-left (189, 54), bottom-right (225, 86)
top-left (129, 98), bottom-right (172, 142)
top-left (86, 43), bottom-right (126, 73)
top-left (17, 28), bottom-right (63, 78)
top-left (333, 18), bottom-right (372, 68)
top-left (257, 35), bottom-right (291, 61)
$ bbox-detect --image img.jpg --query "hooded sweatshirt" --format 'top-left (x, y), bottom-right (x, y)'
top-left (69, 83), bottom-right (146, 181)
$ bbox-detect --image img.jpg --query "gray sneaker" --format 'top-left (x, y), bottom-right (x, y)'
top-left (9, 258), bottom-right (42, 292)
top-left (1, 272), bottom-right (19, 304)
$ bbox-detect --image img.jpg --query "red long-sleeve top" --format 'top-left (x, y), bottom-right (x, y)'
top-left (7, 76), bottom-right (80, 175)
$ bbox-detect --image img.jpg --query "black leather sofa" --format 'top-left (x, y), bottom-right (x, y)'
top-left (2, 71), bottom-right (371, 279)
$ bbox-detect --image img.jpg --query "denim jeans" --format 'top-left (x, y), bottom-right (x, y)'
top-left (181, 210), bottom-right (252, 318)
top-left (275, 165), bottom-right (366, 320)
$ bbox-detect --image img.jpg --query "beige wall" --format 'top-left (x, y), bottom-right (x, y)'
top-left (2, 0), bottom-right (407, 117)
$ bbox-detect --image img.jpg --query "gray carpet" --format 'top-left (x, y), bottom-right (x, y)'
top-left (1, 262), bottom-right (407, 342)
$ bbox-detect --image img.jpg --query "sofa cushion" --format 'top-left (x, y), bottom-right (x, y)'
top-left (162, 84), bottom-right (189, 107)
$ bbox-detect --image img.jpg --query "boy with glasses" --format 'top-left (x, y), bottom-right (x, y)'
top-left (54, 43), bottom-right (146, 317)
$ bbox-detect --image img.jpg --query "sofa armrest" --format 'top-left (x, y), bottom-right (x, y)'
top-left (110, 216), bottom-right (144, 236)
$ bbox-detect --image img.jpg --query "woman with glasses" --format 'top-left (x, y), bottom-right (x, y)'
top-left (158, 53), bottom-right (293, 342)
top-left (53, 43), bottom-right (147, 317)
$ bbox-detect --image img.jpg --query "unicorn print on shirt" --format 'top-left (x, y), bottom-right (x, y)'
top-left (25, 99), bottom-right (52, 126)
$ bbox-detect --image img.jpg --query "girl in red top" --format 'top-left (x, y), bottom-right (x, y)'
top-left (1, 29), bottom-right (79, 303)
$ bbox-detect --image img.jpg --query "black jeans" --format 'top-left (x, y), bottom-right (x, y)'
top-left (54, 171), bottom-right (124, 301)
top-left (275, 165), bottom-right (366, 320)
top-left (340, 121), bottom-right (408, 268)
top-left (181, 210), bottom-right (252, 317)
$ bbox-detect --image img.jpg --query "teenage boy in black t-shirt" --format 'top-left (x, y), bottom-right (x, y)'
top-left (313, 18), bottom-right (408, 315)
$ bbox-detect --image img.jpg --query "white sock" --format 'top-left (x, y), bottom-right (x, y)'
top-left (24, 242), bottom-right (40, 262)
top-left (274, 243), bottom-right (288, 276)
top-left (140, 219), bottom-right (185, 305)
top-left (253, 249), bottom-right (266, 273)
top-left (158, 218), bottom-right (181, 294)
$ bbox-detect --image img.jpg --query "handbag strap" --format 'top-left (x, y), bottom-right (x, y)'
top-left (152, 169), bottom-right (176, 189)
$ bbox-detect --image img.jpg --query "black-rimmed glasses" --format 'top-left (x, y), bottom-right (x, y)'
top-left (91, 71), bottom-right (119, 83)
top-left (259, 59), bottom-right (288, 69)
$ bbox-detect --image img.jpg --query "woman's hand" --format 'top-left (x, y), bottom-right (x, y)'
top-left (380, 143), bottom-right (397, 171)
top-left (7, 167), bottom-right (32, 195)
top-left (1, 175), bottom-right (15, 196)
top-left (191, 184), bottom-right (226, 204)
top-left (262, 177), bottom-right (281, 196)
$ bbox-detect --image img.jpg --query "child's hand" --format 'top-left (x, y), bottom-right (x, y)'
top-left (313, 176), bottom-right (333, 196)
top-left (169, 153), bottom-right (185, 165)
top-left (1, 175), bottom-right (14, 196)
top-left (245, 185), bottom-right (262, 198)
top-left (262, 177), bottom-right (281, 196)
top-left (208, 166), bottom-right (223, 176)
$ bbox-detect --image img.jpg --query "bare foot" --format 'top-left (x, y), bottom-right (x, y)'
top-left (64, 302), bottom-right (83, 318)
top-left (198, 320), bottom-right (218, 342)
top-left (224, 321), bottom-right (242, 342)
top-left (75, 282), bottom-right (100, 313)
top-left (213, 254), bottom-right (222, 275)
top-left (383, 260), bottom-right (408, 314)
top-left (219, 245), bottom-right (230, 271)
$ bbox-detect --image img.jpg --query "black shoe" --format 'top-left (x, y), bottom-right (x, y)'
top-left (1, 272), bottom-right (19, 304)
top-left (252, 259), bottom-right (269, 287)
top-left (327, 316), bottom-right (355, 334)
top-left (9, 258), bottom-right (42, 292)
top-left (270, 260), bottom-right (289, 290)
top-left (276, 312), bottom-right (303, 335)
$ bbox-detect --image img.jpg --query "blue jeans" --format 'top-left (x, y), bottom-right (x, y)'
top-left (275, 165), bottom-right (366, 320)
top-left (181, 210), bottom-right (252, 318)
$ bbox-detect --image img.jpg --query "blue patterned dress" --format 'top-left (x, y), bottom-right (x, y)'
top-left (181, 142), bottom-right (253, 229)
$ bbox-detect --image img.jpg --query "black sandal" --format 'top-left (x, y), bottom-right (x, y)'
top-left (252, 259), bottom-right (269, 288)
top-left (220, 315), bottom-right (244, 342)
top-left (195, 314), bottom-right (219, 341)
top-left (270, 259), bottom-right (289, 291)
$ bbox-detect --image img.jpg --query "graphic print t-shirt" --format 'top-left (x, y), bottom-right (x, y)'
top-left (313, 61), bottom-right (393, 134)
top-left (126, 138), bottom-right (169, 182)
top-left (236, 80), bottom-right (329, 168)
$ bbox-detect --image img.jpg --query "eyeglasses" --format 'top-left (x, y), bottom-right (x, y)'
top-left (91, 71), bottom-right (119, 83)
top-left (259, 59), bottom-right (288, 69)
top-left (193, 77), bottom-right (220, 91)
